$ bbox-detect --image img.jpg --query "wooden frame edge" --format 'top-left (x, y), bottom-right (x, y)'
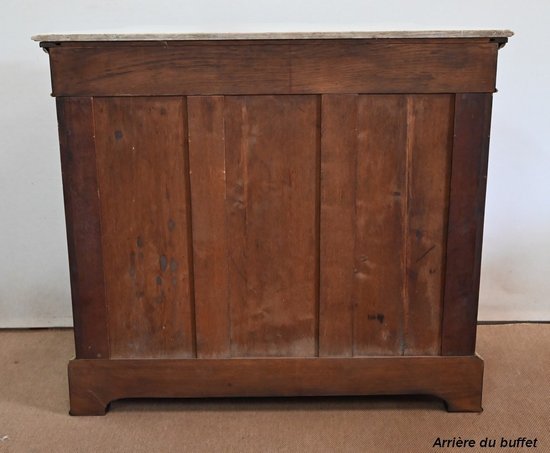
top-left (441, 93), bottom-right (493, 355)
top-left (57, 97), bottom-right (110, 359)
top-left (68, 355), bottom-right (483, 415)
top-left (48, 41), bottom-right (498, 96)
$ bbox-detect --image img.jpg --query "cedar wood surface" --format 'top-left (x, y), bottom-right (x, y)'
top-left (47, 37), bottom-right (505, 413)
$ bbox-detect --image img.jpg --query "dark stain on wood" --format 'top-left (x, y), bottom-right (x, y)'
top-left (159, 255), bottom-right (168, 272)
top-left (93, 96), bottom-right (195, 359)
top-left (169, 258), bottom-right (178, 273)
top-left (416, 245), bottom-right (436, 263)
top-left (367, 313), bottom-right (386, 324)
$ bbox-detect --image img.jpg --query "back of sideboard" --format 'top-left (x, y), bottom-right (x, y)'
top-left (38, 33), bottom-right (511, 413)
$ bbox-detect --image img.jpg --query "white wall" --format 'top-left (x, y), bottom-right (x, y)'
top-left (1, 0), bottom-right (549, 326)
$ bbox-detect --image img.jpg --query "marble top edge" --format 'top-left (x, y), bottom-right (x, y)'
top-left (32, 30), bottom-right (514, 42)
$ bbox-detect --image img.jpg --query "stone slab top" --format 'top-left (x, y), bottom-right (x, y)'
top-left (32, 30), bottom-right (514, 42)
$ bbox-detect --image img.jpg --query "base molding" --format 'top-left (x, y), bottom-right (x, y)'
top-left (68, 355), bottom-right (484, 415)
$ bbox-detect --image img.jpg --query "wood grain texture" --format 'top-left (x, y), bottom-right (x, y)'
top-left (442, 94), bottom-right (493, 356)
top-left (40, 34), bottom-right (507, 416)
top-left (68, 355), bottom-right (484, 415)
top-left (188, 96), bottom-right (231, 358)
top-left (352, 95), bottom-right (408, 356)
top-left (47, 40), bottom-right (499, 96)
top-left (290, 41), bottom-right (498, 94)
top-left (320, 95), bottom-right (451, 356)
top-left (319, 95), bottom-right (357, 356)
top-left (93, 97), bottom-right (195, 359)
top-left (404, 95), bottom-right (453, 355)
top-left (320, 95), bottom-right (408, 356)
top-left (49, 44), bottom-right (290, 96)
top-left (56, 97), bottom-right (110, 359)
top-left (224, 95), bottom-right (318, 357)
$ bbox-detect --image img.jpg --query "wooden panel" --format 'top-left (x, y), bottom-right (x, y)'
top-left (224, 95), bottom-right (318, 357)
top-left (353, 96), bottom-right (408, 356)
top-left (319, 95), bottom-right (357, 356)
top-left (290, 41), bottom-right (497, 94)
top-left (320, 94), bottom-right (452, 356)
top-left (48, 40), bottom-right (498, 96)
top-left (56, 97), bottom-right (109, 359)
top-left (188, 96), bottom-right (230, 358)
top-left (442, 94), bottom-right (493, 355)
top-left (404, 95), bottom-right (453, 355)
top-left (69, 355), bottom-right (484, 415)
top-left (49, 43), bottom-right (290, 96)
top-left (93, 97), bottom-right (195, 359)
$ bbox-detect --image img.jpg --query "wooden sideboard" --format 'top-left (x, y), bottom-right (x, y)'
top-left (34, 30), bottom-right (512, 415)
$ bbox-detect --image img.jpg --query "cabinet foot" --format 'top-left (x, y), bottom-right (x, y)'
top-left (69, 395), bottom-right (108, 416)
top-left (68, 362), bottom-right (109, 416)
top-left (442, 391), bottom-right (483, 413)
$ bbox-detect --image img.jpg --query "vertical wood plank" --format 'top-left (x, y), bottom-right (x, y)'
top-left (442, 93), bottom-right (493, 356)
top-left (319, 94), bottom-right (357, 357)
top-left (404, 95), bottom-right (453, 355)
top-left (57, 97), bottom-right (110, 359)
top-left (320, 94), bottom-right (453, 357)
top-left (224, 95), bottom-right (318, 357)
top-left (94, 97), bottom-right (195, 359)
top-left (188, 96), bottom-right (231, 358)
top-left (353, 95), bottom-right (408, 356)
